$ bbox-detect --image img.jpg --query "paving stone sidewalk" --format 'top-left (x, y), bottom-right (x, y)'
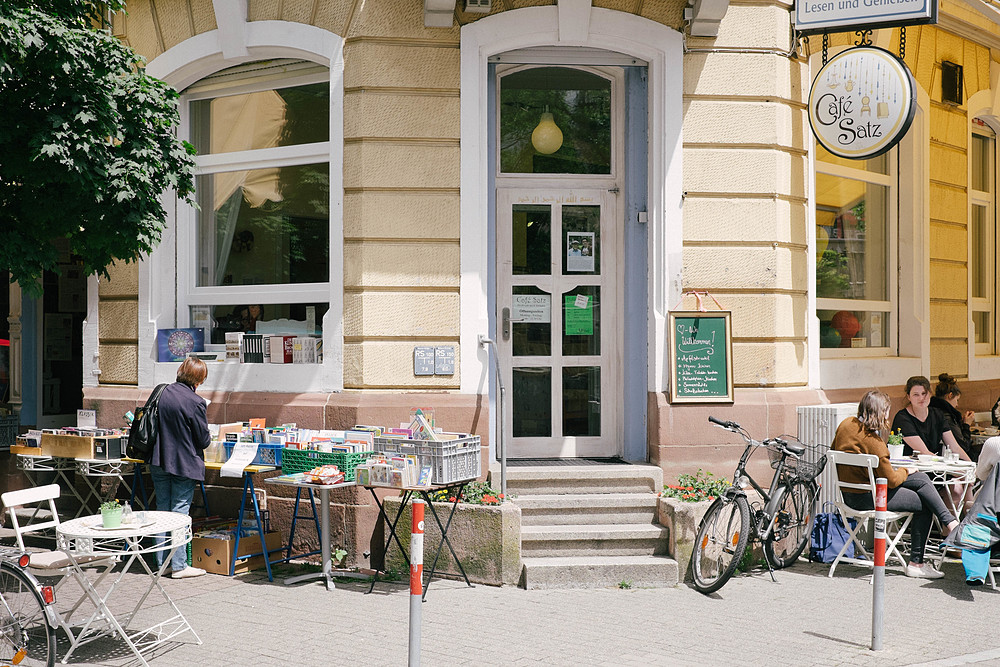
top-left (48, 559), bottom-right (1000, 666)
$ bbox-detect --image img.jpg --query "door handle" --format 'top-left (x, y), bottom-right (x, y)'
top-left (502, 307), bottom-right (525, 341)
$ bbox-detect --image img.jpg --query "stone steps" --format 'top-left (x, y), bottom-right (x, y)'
top-left (515, 493), bottom-right (658, 526)
top-left (519, 555), bottom-right (679, 590)
top-left (501, 463), bottom-right (677, 589)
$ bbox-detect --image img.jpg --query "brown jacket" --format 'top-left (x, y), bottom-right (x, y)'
top-left (831, 417), bottom-right (908, 492)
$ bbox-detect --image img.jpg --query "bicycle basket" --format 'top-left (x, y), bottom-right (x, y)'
top-left (767, 437), bottom-right (827, 481)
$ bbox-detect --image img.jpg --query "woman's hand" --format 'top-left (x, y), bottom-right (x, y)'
top-left (963, 410), bottom-right (976, 425)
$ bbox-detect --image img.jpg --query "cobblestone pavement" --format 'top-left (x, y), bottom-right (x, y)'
top-left (42, 558), bottom-right (1000, 666)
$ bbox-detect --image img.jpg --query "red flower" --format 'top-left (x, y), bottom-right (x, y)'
top-left (499, 494), bottom-right (505, 499)
top-left (449, 496), bottom-right (457, 502)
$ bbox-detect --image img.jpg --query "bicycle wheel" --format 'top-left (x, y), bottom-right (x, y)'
top-left (764, 478), bottom-right (818, 570)
top-left (0, 563), bottom-right (55, 667)
top-left (691, 494), bottom-right (749, 594)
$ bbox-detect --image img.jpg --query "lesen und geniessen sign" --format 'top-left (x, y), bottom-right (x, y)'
top-left (795, 0), bottom-right (936, 34)
top-left (808, 47), bottom-right (916, 160)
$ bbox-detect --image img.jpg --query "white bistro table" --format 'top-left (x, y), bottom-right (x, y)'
top-left (893, 456), bottom-right (977, 519)
top-left (55, 511), bottom-right (201, 665)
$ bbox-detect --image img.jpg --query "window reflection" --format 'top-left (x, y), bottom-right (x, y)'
top-left (513, 368), bottom-right (551, 437)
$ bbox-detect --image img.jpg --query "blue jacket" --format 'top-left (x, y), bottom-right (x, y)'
top-left (152, 382), bottom-right (210, 481)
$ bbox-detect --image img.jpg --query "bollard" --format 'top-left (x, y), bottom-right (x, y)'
top-left (871, 477), bottom-right (887, 651)
top-left (409, 499), bottom-right (425, 667)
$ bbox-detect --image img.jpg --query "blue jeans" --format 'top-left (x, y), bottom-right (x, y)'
top-left (149, 465), bottom-right (196, 572)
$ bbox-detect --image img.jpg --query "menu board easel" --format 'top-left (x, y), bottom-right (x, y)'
top-left (668, 310), bottom-right (734, 403)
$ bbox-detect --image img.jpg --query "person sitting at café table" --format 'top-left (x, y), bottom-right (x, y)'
top-left (930, 372), bottom-right (978, 461)
top-left (833, 390), bottom-right (959, 579)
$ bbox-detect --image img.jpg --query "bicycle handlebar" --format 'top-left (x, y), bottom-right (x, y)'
top-left (708, 416), bottom-right (739, 429)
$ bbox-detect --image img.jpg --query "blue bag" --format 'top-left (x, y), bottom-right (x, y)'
top-left (809, 504), bottom-right (857, 563)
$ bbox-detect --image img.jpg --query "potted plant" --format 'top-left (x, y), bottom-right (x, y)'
top-left (100, 500), bottom-right (123, 528)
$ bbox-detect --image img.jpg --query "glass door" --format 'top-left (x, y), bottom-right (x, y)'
top-left (497, 189), bottom-right (619, 458)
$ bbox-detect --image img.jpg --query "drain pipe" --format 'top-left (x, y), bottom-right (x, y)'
top-left (478, 335), bottom-right (506, 497)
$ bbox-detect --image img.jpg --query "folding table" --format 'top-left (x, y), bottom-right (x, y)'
top-left (366, 479), bottom-right (475, 600)
top-left (55, 511), bottom-right (201, 666)
top-left (203, 462), bottom-right (277, 579)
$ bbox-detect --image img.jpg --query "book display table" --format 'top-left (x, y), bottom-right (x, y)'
top-left (367, 479), bottom-right (475, 600)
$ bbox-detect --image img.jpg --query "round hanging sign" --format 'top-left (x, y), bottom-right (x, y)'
top-left (808, 46), bottom-right (916, 160)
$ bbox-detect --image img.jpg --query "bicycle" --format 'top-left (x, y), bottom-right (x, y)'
top-left (690, 416), bottom-right (826, 594)
top-left (0, 548), bottom-right (57, 666)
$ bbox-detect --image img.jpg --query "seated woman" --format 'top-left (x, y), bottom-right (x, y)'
top-left (930, 373), bottom-right (978, 461)
top-left (833, 390), bottom-right (959, 579)
top-left (893, 375), bottom-right (973, 509)
top-left (976, 437), bottom-right (1000, 483)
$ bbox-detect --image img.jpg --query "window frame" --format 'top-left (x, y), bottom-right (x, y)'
top-left (970, 117), bottom-right (997, 357)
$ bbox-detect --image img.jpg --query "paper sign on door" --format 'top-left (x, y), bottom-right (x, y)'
top-left (566, 232), bottom-right (595, 273)
top-left (564, 295), bottom-right (594, 335)
top-left (513, 294), bottom-right (551, 323)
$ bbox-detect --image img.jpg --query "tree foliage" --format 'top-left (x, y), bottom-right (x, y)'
top-left (0, 0), bottom-right (195, 296)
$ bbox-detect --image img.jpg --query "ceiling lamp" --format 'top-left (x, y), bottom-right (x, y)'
top-left (531, 107), bottom-right (563, 154)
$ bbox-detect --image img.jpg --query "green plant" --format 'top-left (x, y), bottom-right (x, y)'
top-left (660, 470), bottom-right (730, 502)
top-left (736, 547), bottom-right (763, 574)
top-left (99, 499), bottom-right (121, 512)
top-left (333, 548), bottom-right (347, 565)
top-left (887, 428), bottom-right (903, 446)
top-left (430, 481), bottom-right (511, 506)
top-left (618, 579), bottom-right (632, 590)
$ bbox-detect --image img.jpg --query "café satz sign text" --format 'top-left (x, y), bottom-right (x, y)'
top-left (808, 47), bottom-right (916, 160)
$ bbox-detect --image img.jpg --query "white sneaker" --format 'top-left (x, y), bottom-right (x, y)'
top-left (171, 566), bottom-right (206, 579)
top-left (905, 562), bottom-right (944, 579)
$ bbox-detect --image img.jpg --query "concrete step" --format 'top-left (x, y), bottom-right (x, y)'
top-left (520, 555), bottom-right (679, 589)
top-left (504, 465), bottom-right (663, 496)
top-left (514, 493), bottom-right (658, 526)
top-left (521, 523), bottom-right (669, 557)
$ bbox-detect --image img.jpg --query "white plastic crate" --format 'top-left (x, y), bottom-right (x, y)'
top-left (374, 435), bottom-right (481, 485)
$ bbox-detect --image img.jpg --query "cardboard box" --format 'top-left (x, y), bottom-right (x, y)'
top-left (10, 445), bottom-right (43, 456)
top-left (39, 434), bottom-right (96, 459)
top-left (192, 531), bottom-right (283, 576)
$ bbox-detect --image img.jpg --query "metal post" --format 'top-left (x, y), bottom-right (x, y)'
top-left (478, 335), bottom-right (506, 497)
top-left (871, 477), bottom-right (887, 651)
top-left (408, 499), bottom-right (425, 666)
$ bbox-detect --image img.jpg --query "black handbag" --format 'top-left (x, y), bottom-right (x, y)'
top-left (126, 384), bottom-right (168, 462)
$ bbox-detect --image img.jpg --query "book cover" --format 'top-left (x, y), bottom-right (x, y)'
top-left (268, 335), bottom-right (295, 364)
top-left (242, 334), bottom-right (265, 363)
top-left (417, 465), bottom-right (433, 487)
top-left (156, 328), bottom-right (205, 362)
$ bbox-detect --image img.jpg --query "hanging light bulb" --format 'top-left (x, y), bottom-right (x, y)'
top-left (531, 106), bottom-right (563, 154)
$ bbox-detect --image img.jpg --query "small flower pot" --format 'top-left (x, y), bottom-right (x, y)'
top-left (101, 507), bottom-right (123, 528)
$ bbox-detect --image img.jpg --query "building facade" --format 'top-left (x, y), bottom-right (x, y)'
top-left (8, 0), bottom-right (1000, 486)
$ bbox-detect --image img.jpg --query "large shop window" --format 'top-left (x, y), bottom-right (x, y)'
top-left (815, 144), bottom-right (897, 355)
top-left (971, 117), bottom-right (996, 356)
top-left (182, 61), bottom-right (330, 345)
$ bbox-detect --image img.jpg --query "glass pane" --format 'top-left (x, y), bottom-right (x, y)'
top-left (972, 204), bottom-right (993, 300)
top-left (562, 206), bottom-right (600, 276)
top-left (191, 303), bottom-right (328, 345)
top-left (563, 367), bottom-right (600, 437)
top-left (818, 310), bottom-right (888, 348)
top-left (974, 311), bottom-right (993, 345)
top-left (972, 119), bottom-right (995, 193)
top-left (196, 163), bottom-right (329, 287)
top-left (562, 286), bottom-right (600, 356)
top-left (190, 82), bottom-right (329, 154)
top-left (513, 368), bottom-right (551, 437)
top-left (512, 205), bottom-right (551, 276)
top-left (499, 67), bottom-right (612, 174)
top-left (512, 286), bottom-right (551, 357)
top-left (815, 173), bottom-right (888, 300)
top-left (815, 142), bottom-right (887, 175)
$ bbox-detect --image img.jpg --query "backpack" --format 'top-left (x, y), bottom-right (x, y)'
top-left (126, 383), bottom-right (168, 462)
top-left (809, 503), bottom-right (858, 564)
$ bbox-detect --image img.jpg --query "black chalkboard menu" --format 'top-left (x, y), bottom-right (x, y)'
top-left (668, 311), bottom-right (734, 403)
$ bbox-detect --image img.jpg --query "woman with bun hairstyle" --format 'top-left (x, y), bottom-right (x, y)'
top-left (833, 390), bottom-right (959, 578)
top-left (930, 373), bottom-right (978, 461)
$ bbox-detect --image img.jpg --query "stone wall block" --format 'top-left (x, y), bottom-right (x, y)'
top-left (684, 245), bottom-right (803, 290)
top-left (344, 241), bottom-right (460, 288)
top-left (343, 44), bottom-right (459, 89)
top-left (344, 192), bottom-right (460, 239)
top-left (98, 263), bottom-right (138, 298)
top-left (683, 99), bottom-right (805, 148)
top-left (345, 93), bottom-right (460, 139)
top-left (344, 292), bottom-right (459, 337)
top-left (731, 341), bottom-right (807, 385)
top-left (98, 300), bottom-right (138, 341)
top-left (683, 148), bottom-right (806, 197)
top-left (344, 143), bottom-right (459, 190)
top-left (98, 344), bottom-right (138, 385)
top-left (929, 222), bottom-right (967, 264)
top-left (928, 261), bottom-right (967, 300)
top-left (930, 302), bottom-right (969, 338)
top-left (682, 198), bottom-right (805, 244)
top-left (343, 342), bottom-right (460, 388)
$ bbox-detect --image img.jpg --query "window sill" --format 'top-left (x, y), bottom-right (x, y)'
top-left (153, 360), bottom-right (332, 394)
top-left (819, 356), bottom-right (922, 390)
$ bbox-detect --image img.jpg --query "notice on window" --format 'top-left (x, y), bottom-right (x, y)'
top-left (221, 442), bottom-right (258, 478)
top-left (564, 295), bottom-right (593, 336)
top-left (566, 232), bottom-right (595, 273)
top-left (512, 294), bottom-right (551, 324)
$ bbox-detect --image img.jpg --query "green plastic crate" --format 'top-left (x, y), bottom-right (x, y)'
top-left (281, 449), bottom-right (375, 481)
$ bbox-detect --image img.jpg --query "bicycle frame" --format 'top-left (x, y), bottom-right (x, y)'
top-left (723, 433), bottom-right (797, 544)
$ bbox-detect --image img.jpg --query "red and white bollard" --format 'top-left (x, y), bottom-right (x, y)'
top-left (871, 477), bottom-right (887, 651)
top-left (409, 499), bottom-right (424, 666)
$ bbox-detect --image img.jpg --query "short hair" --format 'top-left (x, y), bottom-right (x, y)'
top-left (934, 372), bottom-right (960, 398)
top-left (176, 357), bottom-right (208, 387)
top-left (904, 375), bottom-right (931, 396)
top-left (857, 390), bottom-right (891, 435)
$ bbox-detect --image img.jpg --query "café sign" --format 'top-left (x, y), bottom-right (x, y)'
top-left (808, 46), bottom-right (916, 160)
top-left (795, 0), bottom-right (936, 34)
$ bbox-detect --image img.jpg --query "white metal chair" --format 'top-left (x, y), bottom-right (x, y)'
top-left (1, 484), bottom-right (116, 641)
top-left (825, 450), bottom-right (914, 577)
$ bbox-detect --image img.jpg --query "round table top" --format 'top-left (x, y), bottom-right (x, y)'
top-left (57, 510), bottom-right (190, 540)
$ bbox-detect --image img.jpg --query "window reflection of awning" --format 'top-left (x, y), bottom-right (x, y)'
top-left (211, 90), bottom-right (286, 284)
